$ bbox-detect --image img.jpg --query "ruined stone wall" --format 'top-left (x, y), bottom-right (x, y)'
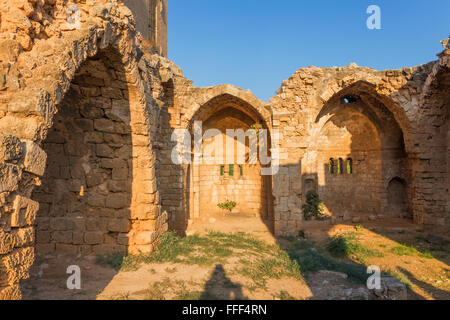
top-left (120, 0), bottom-right (167, 56)
top-left (160, 45), bottom-right (449, 237)
top-left (0, 0), bottom-right (171, 299)
top-left (269, 47), bottom-right (449, 235)
top-left (0, 0), bottom-right (448, 301)
top-left (316, 109), bottom-right (383, 220)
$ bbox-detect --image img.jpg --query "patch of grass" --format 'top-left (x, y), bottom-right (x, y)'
top-left (286, 242), bottom-right (368, 284)
top-left (326, 232), bottom-right (384, 263)
top-left (111, 292), bottom-right (131, 300)
top-left (96, 253), bottom-right (125, 270)
top-left (176, 290), bottom-right (203, 300)
top-left (97, 231), bottom-right (281, 272)
top-left (355, 225), bottom-right (364, 232)
top-left (420, 252), bottom-right (434, 259)
top-left (273, 290), bottom-right (296, 300)
top-left (96, 252), bottom-right (140, 271)
top-left (235, 248), bottom-right (303, 289)
top-left (390, 244), bottom-right (419, 257)
top-left (144, 281), bottom-right (170, 300)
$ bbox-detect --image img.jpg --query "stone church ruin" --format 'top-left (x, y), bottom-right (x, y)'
top-left (0, 0), bottom-right (448, 299)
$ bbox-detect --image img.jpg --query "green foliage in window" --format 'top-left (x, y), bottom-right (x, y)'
top-left (346, 159), bottom-right (352, 174)
top-left (302, 190), bottom-right (329, 221)
top-left (220, 165), bottom-right (224, 176)
top-left (217, 200), bottom-right (237, 213)
top-left (328, 159), bottom-right (334, 174)
top-left (229, 164), bottom-right (234, 176)
top-left (239, 165), bottom-right (243, 176)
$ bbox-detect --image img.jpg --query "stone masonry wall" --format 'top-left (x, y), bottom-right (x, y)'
top-left (0, 0), bottom-right (448, 301)
top-left (0, 0), bottom-right (171, 299)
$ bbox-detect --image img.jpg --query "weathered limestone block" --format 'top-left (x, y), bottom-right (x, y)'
top-left (23, 141), bottom-right (47, 176)
top-left (105, 193), bottom-right (128, 209)
top-left (107, 218), bottom-right (131, 233)
top-left (0, 134), bottom-right (23, 162)
top-left (11, 227), bottom-right (34, 249)
top-left (0, 284), bottom-right (21, 300)
top-left (0, 163), bottom-right (22, 193)
top-left (84, 231), bottom-right (104, 245)
top-left (11, 195), bottom-right (39, 228)
top-left (0, 247), bottom-right (34, 287)
top-left (133, 231), bottom-right (156, 245)
top-left (0, 116), bottom-right (41, 141)
top-left (0, 231), bottom-right (14, 255)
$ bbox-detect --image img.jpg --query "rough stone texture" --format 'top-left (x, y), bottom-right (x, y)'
top-left (372, 276), bottom-right (408, 300)
top-left (0, 0), bottom-right (168, 299)
top-left (160, 43), bottom-right (450, 237)
top-left (0, 0), bottom-right (448, 300)
top-left (121, 0), bottom-right (167, 56)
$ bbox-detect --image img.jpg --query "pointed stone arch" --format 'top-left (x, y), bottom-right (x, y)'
top-left (0, 1), bottom-right (165, 299)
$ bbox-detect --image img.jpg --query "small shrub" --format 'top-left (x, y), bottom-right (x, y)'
top-left (298, 230), bottom-right (305, 239)
top-left (96, 253), bottom-right (125, 270)
top-left (302, 191), bottom-right (328, 220)
top-left (327, 232), bottom-right (384, 263)
top-left (217, 200), bottom-right (237, 213)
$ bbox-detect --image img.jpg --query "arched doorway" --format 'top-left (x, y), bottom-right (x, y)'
top-left (387, 177), bottom-right (409, 217)
top-left (185, 94), bottom-right (274, 234)
top-left (32, 48), bottom-right (159, 256)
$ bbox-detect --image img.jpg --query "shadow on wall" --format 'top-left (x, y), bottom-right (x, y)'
top-left (26, 48), bottom-right (138, 297)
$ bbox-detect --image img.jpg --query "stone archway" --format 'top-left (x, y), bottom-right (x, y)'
top-left (184, 93), bottom-right (274, 234)
top-left (313, 84), bottom-right (411, 222)
top-left (0, 1), bottom-right (165, 299)
top-left (32, 48), bottom-right (146, 256)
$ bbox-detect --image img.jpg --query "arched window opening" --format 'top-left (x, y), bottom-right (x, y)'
top-left (343, 95), bottom-right (358, 104)
top-left (346, 158), bottom-right (353, 174)
top-left (329, 158), bottom-right (335, 174)
top-left (338, 158), bottom-right (344, 175)
top-left (229, 164), bottom-right (234, 176)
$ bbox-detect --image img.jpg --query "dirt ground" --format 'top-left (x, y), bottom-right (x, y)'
top-left (21, 217), bottom-right (449, 300)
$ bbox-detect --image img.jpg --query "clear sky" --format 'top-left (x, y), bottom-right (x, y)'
top-left (168, 0), bottom-right (450, 101)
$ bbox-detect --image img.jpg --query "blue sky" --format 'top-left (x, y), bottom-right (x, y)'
top-left (168, 0), bottom-right (450, 101)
